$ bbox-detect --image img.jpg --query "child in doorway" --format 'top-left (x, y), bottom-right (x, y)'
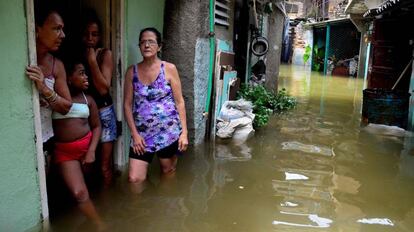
top-left (52, 59), bottom-right (104, 230)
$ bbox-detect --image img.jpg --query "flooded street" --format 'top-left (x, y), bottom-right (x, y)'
top-left (48, 65), bottom-right (414, 232)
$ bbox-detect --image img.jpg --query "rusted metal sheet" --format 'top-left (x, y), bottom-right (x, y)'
top-left (368, 19), bottom-right (398, 89)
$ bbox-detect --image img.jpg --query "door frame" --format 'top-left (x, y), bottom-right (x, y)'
top-left (25, 0), bottom-right (49, 220)
top-left (25, 0), bottom-right (126, 221)
top-left (111, 0), bottom-right (126, 168)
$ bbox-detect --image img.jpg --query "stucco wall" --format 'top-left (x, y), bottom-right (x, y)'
top-left (0, 1), bottom-right (42, 231)
top-left (163, 0), bottom-right (210, 144)
top-left (292, 23), bottom-right (313, 67)
top-left (126, 0), bottom-right (165, 65)
top-left (265, 7), bottom-right (285, 91)
top-left (193, 38), bottom-right (210, 144)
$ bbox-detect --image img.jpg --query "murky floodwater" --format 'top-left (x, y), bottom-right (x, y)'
top-left (45, 65), bottom-right (414, 232)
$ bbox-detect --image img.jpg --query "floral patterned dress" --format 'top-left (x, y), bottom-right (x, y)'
top-left (131, 62), bottom-right (182, 152)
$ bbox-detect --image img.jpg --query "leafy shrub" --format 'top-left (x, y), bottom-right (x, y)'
top-left (238, 84), bottom-right (297, 128)
top-left (312, 45), bottom-right (325, 72)
top-left (303, 44), bottom-right (312, 64)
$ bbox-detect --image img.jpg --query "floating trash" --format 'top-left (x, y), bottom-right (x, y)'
top-left (362, 123), bottom-right (407, 137)
top-left (273, 212), bottom-right (333, 228)
top-left (285, 172), bottom-right (309, 180)
top-left (357, 218), bottom-right (394, 226)
top-left (280, 201), bottom-right (298, 207)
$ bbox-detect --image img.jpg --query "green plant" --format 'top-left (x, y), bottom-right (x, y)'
top-left (303, 44), bottom-right (312, 64)
top-left (238, 85), bottom-right (297, 128)
top-left (312, 45), bottom-right (325, 72)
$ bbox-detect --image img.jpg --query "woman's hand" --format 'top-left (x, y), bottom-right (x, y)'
top-left (132, 133), bottom-right (146, 155)
top-left (26, 66), bottom-right (46, 92)
top-left (82, 150), bottom-right (96, 165)
top-left (39, 98), bottom-right (49, 107)
top-left (86, 48), bottom-right (97, 65)
top-left (178, 133), bottom-right (188, 152)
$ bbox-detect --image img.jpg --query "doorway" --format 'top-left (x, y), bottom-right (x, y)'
top-left (28, 0), bottom-right (125, 220)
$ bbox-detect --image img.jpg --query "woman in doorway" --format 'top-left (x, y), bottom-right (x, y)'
top-left (26, 7), bottom-right (72, 168)
top-left (124, 27), bottom-right (188, 183)
top-left (80, 10), bottom-right (117, 186)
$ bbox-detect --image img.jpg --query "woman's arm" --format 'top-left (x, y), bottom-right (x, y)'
top-left (52, 59), bottom-right (73, 113)
top-left (86, 48), bottom-right (113, 95)
top-left (84, 95), bottom-right (101, 164)
top-left (26, 59), bottom-right (72, 114)
top-left (165, 62), bottom-right (188, 151)
top-left (124, 66), bottom-right (146, 154)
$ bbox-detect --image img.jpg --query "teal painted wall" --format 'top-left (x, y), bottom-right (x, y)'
top-left (0, 1), bottom-right (42, 231)
top-left (126, 0), bottom-right (165, 65)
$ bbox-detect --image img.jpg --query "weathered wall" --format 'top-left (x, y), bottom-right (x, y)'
top-left (193, 38), bottom-right (210, 144)
top-left (163, 0), bottom-right (210, 144)
top-left (265, 7), bottom-right (285, 91)
top-left (0, 1), bottom-right (42, 231)
top-left (292, 23), bottom-right (313, 67)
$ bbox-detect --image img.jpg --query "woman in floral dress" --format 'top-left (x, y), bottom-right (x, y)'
top-left (124, 27), bottom-right (188, 183)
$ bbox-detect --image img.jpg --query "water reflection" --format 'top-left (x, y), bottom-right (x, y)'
top-left (47, 65), bottom-right (414, 232)
top-left (215, 138), bottom-right (252, 161)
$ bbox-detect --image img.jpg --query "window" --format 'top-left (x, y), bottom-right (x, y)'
top-left (215, 0), bottom-right (230, 27)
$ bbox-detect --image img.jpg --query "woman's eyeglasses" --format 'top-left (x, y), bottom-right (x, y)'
top-left (139, 40), bottom-right (158, 47)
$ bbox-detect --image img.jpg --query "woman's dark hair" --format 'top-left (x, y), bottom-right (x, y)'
top-left (34, 0), bottom-right (62, 27)
top-left (139, 27), bottom-right (162, 45)
top-left (80, 8), bottom-right (103, 47)
top-left (64, 56), bottom-right (83, 77)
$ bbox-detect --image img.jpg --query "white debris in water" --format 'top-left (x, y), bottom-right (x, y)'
top-left (357, 218), bottom-right (394, 226)
top-left (272, 213), bottom-right (332, 228)
top-left (280, 201), bottom-right (298, 207)
top-left (308, 214), bottom-right (333, 228)
top-left (362, 123), bottom-right (407, 137)
top-left (281, 141), bottom-right (334, 156)
top-left (238, 186), bottom-right (244, 189)
top-left (285, 172), bottom-right (309, 180)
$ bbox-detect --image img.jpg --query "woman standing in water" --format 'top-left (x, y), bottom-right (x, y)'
top-left (124, 27), bottom-right (188, 183)
top-left (26, 7), bottom-right (72, 166)
top-left (81, 11), bottom-right (117, 186)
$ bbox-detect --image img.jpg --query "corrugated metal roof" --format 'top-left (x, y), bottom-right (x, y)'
top-left (363, 0), bottom-right (414, 17)
top-left (303, 17), bottom-right (351, 28)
